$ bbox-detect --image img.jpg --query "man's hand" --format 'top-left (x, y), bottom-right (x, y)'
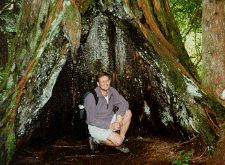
top-left (110, 115), bottom-right (124, 130)
top-left (110, 122), bottom-right (121, 131)
top-left (116, 115), bottom-right (123, 126)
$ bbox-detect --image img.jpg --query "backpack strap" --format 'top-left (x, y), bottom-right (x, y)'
top-left (78, 89), bottom-right (98, 120)
top-left (90, 89), bottom-right (98, 105)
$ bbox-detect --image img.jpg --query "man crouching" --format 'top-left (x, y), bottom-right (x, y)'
top-left (84, 72), bottom-right (132, 153)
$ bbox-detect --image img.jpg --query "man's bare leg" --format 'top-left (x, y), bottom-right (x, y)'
top-left (120, 110), bottom-right (132, 138)
top-left (105, 132), bottom-right (123, 146)
top-left (103, 110), bottom-right (132, 146)
top-left (104, 131), bottom-right (130, 153)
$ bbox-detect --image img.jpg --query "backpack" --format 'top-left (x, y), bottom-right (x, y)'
top-left (78, 89), bottom-right (98, 120)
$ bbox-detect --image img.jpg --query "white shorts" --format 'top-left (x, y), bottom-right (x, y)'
top-left (88, 114), bottom-right (116, 142)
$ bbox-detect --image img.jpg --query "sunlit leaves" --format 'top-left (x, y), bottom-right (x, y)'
top-left (169, 0), bottom-right (202, 76)
top-left (169, 0), bottom-right (201, 38)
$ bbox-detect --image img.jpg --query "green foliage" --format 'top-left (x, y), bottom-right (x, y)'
top-left (170, 0), bottom-right (201, 38)
top-left (184, 32), bottom-right (202, 78)
top-left (172, 150), bottom-right (193, 165)
top-left (88, 0), bottom-right (97, 4)
top-left (169, 0), bottom-right (202, 78)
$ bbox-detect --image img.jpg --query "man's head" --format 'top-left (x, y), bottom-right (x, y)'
top-left (96, 72), bottom-right (111, 92)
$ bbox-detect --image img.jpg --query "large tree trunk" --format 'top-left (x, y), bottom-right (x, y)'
top-left (0, 0), bottom-right (224, 164)
top-left (202, 0), bottom-right (225, 163)
top-left (0, 0), bottom-right (81, 164)
top-left (202, 0), bottom-right (225, 103)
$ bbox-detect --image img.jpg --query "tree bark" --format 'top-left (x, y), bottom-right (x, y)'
top-left (202, 0), bottom-right (225, 104)
top-left (0, 0), bottom-right (81, 164)
top-left (202, 0), bottom-right (225, 162)
top-left (0, 32), bottom-right (8, 68)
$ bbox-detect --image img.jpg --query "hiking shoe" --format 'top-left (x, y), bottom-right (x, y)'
top-left (89, 136), bottom-right (99, 153)
top-left (115, 143), bottom-right (130, 153)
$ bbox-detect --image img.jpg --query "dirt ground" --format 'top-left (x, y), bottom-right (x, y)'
top-left (10, 135), bottom-right (209, 165)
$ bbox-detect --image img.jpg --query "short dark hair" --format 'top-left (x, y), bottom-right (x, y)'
top-left (96, 72), bottom-right (111, 82)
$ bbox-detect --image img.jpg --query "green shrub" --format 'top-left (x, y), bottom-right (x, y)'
top-left (172, 150), bottom-right (193, 165)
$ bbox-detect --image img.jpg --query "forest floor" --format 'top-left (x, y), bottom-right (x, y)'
top-left (10, 135), bottom-right (210, 165)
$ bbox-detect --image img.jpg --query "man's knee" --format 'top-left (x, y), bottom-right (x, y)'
top-left (108, 133), bottom-right (124, 146)
top-left (125, 109), bottom-right (132, 119)
top-left (114, 137), bottom-right (123, 147)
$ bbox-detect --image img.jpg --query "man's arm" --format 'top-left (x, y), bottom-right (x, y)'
top-left (111, 87), bottom-right (129, 117)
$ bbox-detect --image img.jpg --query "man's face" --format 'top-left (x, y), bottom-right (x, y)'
top-left (97, 75), bottom-right (111, 91)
